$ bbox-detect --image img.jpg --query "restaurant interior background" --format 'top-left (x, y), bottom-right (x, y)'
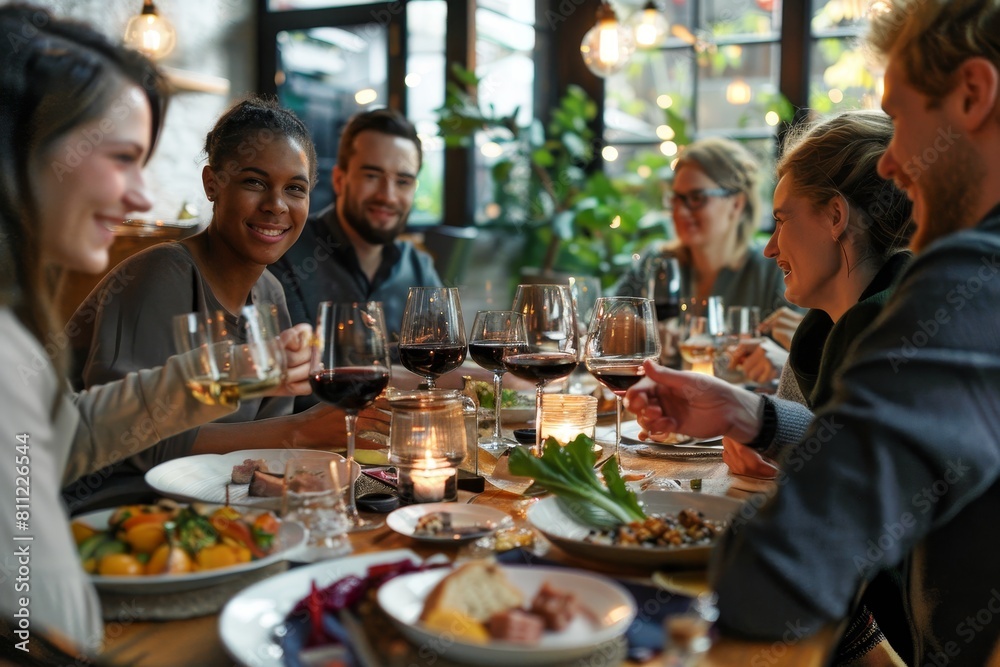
top-left (25, 0), bottom-right (881, 324)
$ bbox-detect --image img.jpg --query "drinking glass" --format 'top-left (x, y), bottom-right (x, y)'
top-left (642, 255), bottom-right (682, 366)
top-left (680, 301), bottom-right (727, 375)
top-left (584, 297), bottom-right (660, 475)
top-left (311, 301), bottom-right (392, 531)
top-left (172, 304), bottom-right (285, 406)
top-left (503, 284), bottom-right (579, 455)
top-left (398, 287), bottom-right (467, 388)
top-left (566, 276), bottom-right (602, 395)
top-left (716, 306), bottom-right (763, 382)
top-left (468, 310), bottom-right (526, 452)
top-left (282, 456), bottom-right (352, 560)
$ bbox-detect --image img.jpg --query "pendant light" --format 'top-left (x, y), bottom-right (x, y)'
top-left (580, 1), bottom-right (635, 78)
top-left (628, 0), bottom-right (669, 49)
top-left (124, 0), bottom-right (177, 59)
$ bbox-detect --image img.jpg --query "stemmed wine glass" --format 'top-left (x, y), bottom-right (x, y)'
top-left (310, 301), bottom-right (392, 532)
top-left (468, 310), bottom-right (527, 452)
top-left (584, 297), bottom-right (660, 474)
top-left (398, 287), bottom-right (467, 388)
top-left (503, 284), bottom-right (579, 455)
top-left (642, 254), bottom-right (681, 366)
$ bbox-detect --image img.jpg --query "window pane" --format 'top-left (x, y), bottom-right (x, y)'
top-left (702, 0), bottom-right (780, 37)
top-left (268, 0), bottom-right (382, 9)
top-left (811, 0), bottom-right (870, 31)
top-left (276, 26), bottom-right (387, 213)
top-left (808, 38), bottom-right (882, 113)
top-left (696, 43), bottom-right (781, 133)
top-left (605, 48), bottom-right (695, 144)
top-left (474, 0), bottom-right (536, 224)
top-left (613, 0), bottom-right (694, 35)
top-left (408, 0), bottom-right (447, 225)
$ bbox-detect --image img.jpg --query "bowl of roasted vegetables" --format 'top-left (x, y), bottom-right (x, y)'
top-left (71, 500), bottom-right (305, 593)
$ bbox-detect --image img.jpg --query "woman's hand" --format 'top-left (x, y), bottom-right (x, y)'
top-left (721, 436), bottom-right (778, 479)
top-left (297, 403), bottom-right (391, 449)
top-left (758, 307), bottom-right (803, 350)
top-left (625, 360), bottom-right (765, 443)
top-left (728, 338), bottom-right (788, 384)
top-left (272, 324), bottom-right (314, 396)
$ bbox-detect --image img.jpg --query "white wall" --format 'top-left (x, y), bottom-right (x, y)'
top-left (6, 0), bottom-right (257, 223)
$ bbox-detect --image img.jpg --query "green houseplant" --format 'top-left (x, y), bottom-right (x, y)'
top-left (437, 66), bottom-right (668, 288)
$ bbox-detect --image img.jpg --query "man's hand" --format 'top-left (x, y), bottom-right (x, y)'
top-left (721, 437), bottom-right (779, 479)
top-left (729, 338), bottom-right (788, 384)
top-left (625, 360), bottom-right (764, 443)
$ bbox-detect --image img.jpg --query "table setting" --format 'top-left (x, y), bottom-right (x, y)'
top-left (93, 291), bottom-right (829, 667)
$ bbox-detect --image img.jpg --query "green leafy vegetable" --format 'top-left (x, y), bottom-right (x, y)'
top-left (508, 434), bottom-right (647, 527)
top-left (175, 508), bottom-right (217, 554)
top-left (472, 381), bottom-right (526, 410)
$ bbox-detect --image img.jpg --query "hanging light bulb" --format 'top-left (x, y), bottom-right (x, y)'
top-left (580, 1), bottom-right (635, 78)
top-left (124, 0), bottom-right (176, 60)
top-left (628, 0), bottom-right (669, 49)
top-left (726, 78), bottom-right (752, 105)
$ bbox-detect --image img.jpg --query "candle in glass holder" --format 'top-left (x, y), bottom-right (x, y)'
top-left (388, 389), bottom-right (466, 505)
top-left (539, 394), bottom-right (597, 445)
top-left (407, 466), bottom-right (456, 503)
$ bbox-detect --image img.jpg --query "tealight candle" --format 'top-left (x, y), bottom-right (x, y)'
top-left (539, 394), bottom-right (598, 445)
top-left (408, 467), bottom-right (455, 503)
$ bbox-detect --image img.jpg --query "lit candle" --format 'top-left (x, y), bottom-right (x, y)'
top-left (410, 467), bottom-right (454, 503)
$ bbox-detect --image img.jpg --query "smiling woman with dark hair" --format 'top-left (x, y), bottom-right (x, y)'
top-left (67, 96), bottom-right (388, 479)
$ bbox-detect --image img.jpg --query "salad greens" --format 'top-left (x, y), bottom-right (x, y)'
top-left (508, 434), bottom-right (647, 527)
top-left (471, 381), bottom-right (528, 410)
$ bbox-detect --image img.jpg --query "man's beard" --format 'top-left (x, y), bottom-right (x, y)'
top-left (912, 133), bottom-right (985, 253)
top-left (339, 184), bottom-right (408, 246)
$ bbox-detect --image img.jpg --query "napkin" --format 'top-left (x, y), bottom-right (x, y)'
top-left (496, 549), bottom-right (694, 662)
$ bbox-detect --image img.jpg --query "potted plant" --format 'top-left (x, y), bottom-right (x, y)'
top-left (437, 66), bottom-right (668, 289)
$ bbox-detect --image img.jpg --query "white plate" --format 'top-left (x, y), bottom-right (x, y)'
top-left (144, 449), bottom-right (361, 510)
top-left (219, 549), bottom-right (422, 667)
top-left (377, 564), bottom-right (636, 666)
top-left (386, 502), bottom-right (513, 543)
top-left (617, 421), bottom-right (723, 449)
top-left (78, 506), bottom-right (305, 594)
top-left (528, 490), bottom-right (742, 568)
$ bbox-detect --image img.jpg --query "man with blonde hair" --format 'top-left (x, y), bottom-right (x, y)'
top-left (626, 1), bottom-right (1000, 663)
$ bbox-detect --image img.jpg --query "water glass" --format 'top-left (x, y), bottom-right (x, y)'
top-left (282, 456), bottom-right (352, 560)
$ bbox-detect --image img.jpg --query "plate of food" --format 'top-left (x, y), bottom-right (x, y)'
top-left (144, 449), bottom-right (361, 510)
top-left (528, 490), bottom-right (741, 568)
top-left (219, 549), bottom-right (427, 667)
top-left (386, 502), bottom-right (513, 543)
top-left (617, 421), bottom-right (724, 449)
top-left (72, 501), bottom-right (305, 593)
top-left (377, 561), bottom-right (637, 666)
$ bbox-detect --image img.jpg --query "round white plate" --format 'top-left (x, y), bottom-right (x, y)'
top-left (144, 449), bottom-right (361, 510)
top-left (377, 564), bottom-right (636, 666)
top-left (528, 490), bottom-right (742, 568)
top-left (219, 549), bottom-right (423, 667)
top-left (617, 421), bottom-right (723, 449)
top-left (78, 506), bottom-right (305, 594)
top-left (385, 502), bottom-right (512, 543)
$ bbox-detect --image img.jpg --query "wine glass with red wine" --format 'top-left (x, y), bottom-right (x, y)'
top-left (503, 284), bottom-right (579, 455)
top-left (398, 287), bottom-right (467, 388)
top-left (469, 310), bottom-right (527, 452)
top-left (311, 301), bottom-right (392, 531)
top-left (584, 297), bottom-right (660, 476)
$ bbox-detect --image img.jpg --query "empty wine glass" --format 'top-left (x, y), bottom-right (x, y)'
top-left (504, 284), bottom-right (578, 455)
top-left (398, 287), bottom-right (467, 388)
top-left (566, 276), bottom-right (602, 395)
top-left (584, 297), bottom-right (660, 476)
top-left (643, 254), bottom-right (682, 366)
top-left (173, 304), bottom-right (285, 406)
top-left (311, 301), bottom-right (392, 532)
top-left (469, 310), bottom-right (526, 452)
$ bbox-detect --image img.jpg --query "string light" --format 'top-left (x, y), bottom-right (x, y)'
top-left (628, 0), bottom-right (669, 49)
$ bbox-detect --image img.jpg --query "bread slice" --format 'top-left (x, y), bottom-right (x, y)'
top-left (420, 561), bottom-right (524, 623)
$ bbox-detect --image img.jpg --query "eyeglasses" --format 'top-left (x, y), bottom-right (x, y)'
top-left (669, 188), bottom-right (735, 211)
